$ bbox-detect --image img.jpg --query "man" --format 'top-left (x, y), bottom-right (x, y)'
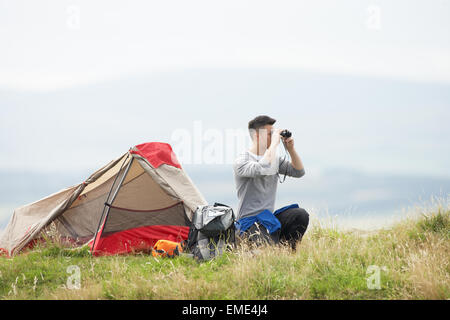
top-left (233, 115), bottom-right (309, 250)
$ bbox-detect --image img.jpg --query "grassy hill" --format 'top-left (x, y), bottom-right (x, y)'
top-left (0, 205), bottom-right (448, 300)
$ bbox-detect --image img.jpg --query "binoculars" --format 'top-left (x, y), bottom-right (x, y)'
top-left (280, 129), bottom-right (292, 138)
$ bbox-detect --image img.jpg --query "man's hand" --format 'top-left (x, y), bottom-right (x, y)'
top-left (283, 136), bottom-right (294, 151)
top-left (282, 135), bottom-right (304, 171)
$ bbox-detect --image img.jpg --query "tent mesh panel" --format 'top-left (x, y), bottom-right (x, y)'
top-left (100, 202), bottom-right (188, 237)
top-left (53, 163), bottom-right (130, 242)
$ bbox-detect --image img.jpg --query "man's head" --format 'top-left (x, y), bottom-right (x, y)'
top-left (248, 115), bottom-right (276, 152)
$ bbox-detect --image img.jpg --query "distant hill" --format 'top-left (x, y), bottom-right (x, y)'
top-left (1, 68), bottom-right (449, 176)
top-left (0, 164), bottom-right (449, 231)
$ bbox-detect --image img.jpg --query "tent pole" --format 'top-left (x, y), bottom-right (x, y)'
top-left (108, 157), bottom-right (134, 204)
top-left (95, 157), bottom-right (134, 252)
top-left (91, 152), bottom-right (131, 254)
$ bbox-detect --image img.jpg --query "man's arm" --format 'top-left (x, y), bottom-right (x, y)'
top-left (235, 129), bottom-right (282, 178)
top-left (234, 153), bottom-right (272, 178)
top-left (260, 128), bottom-right (282, 167)
top-left (279, 137), bottom-right (305, 177)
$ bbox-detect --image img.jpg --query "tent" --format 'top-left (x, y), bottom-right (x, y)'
top-left (0, 142), bottom-right (207, 257)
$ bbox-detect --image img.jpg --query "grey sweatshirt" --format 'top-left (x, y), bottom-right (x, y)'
top-left (233, 150), bottom-right (305, 220)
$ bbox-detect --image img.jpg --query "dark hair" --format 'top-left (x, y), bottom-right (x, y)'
top-left (248, 115), bottom-right (276, 135)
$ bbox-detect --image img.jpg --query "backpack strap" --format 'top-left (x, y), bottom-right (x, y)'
top-left (213, 202), bottom-right (230, 208)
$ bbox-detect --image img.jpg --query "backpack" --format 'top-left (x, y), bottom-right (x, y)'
top-left (186, 202), bottom-right (236, 261)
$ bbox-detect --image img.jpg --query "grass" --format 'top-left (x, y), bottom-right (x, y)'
top-left (0, 202), bottom-right (449, 300)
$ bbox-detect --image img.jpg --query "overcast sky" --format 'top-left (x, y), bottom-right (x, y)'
top-left (1, 0), bottom-right (449, 90)
top-left (0, 0), bottom-right (449, 179)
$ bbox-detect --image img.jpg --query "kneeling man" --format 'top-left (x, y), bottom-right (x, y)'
top-left (233, 115), bottom-right (309, 250)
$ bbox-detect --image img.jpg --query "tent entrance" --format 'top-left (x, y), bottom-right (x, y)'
top-left (92, 202), bottom-right (189, 255)
top-left (90, 155), bottom-right (190, 256)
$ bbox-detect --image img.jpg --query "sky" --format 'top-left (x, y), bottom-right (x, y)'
top-left (1, 0), bottom-right (450, 91)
